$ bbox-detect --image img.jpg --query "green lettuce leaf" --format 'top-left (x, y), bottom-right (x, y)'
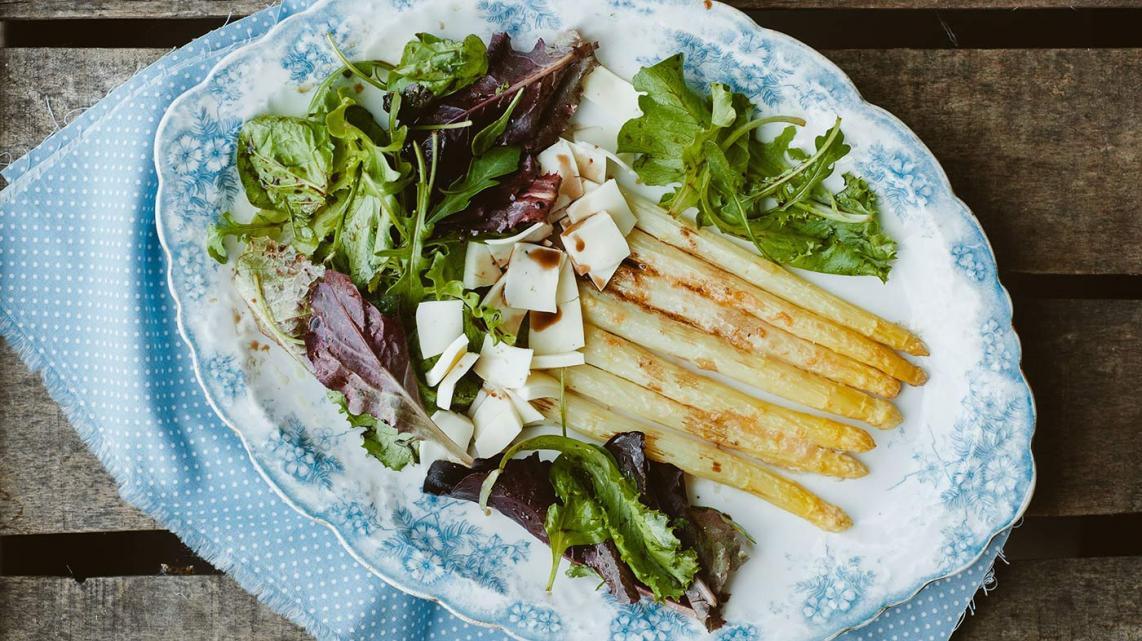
top-left (331, 391), bottom-right (418, 471)
top-left (388, 33), bottom-right (488, 98)
top-left (236, 115), bottom-right (334, 219)
top-left (206, 209), bottom-right (288, 262)
top-left (429, 145), bottom-right (521, 224)
top-left (496, 435), bottom-right (701, 601)
top-left (545, 457), bottom-right (609, 590)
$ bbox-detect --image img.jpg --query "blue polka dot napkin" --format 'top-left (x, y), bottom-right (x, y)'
top-left (0, 2), bottom-right (1008, 639)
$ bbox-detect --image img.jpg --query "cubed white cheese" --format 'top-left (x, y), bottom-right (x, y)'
top-left (481, 275), bottom-right (527, 334)
top-left (531, 352), bottom-right (586, 369)
top-left (474, 334), bottom-right (533, 388)
top-left (516, 372), bottom-right (561, 401)
top-left (503, 243), bottom-right (563, 313)
top-left (580, 179), bottom-right (602, 194)
top-left (436, 352), bottom-right (478, 410)
top-left (425, 334), bottom-right (469, 387)
top-left (505, 388), bottom-right (546, 425)
top-left (528, 297), bottom-right (585, 355)
top-left (538, 139), bottom-right (584, 209)
top-left (570, 140), bottom-right (608, 184)
top-left (472, 388), bottom-right (523, 458)
top-left (568, 100), bottom-right (623, 153)
top-left (560, 212), bottom-right (630, 279)
top-left (581, 66), bottom-right (642, 123)
top-left (565, 179), bottom-right (637, 236)
top-left (463, 242), bottom-right (502, 289)
top-left (468, 387), bottom-right (490, 418)
top-left (421, 410), bottom-right (475, 465)
top-left (416, 300), bottom-right (464, 358)
top-left (588, 259), bottom-right (623, 290)
top-left (556, 256), bottom-right (580, 304)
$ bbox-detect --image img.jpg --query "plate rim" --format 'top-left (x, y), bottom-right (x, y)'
top-left (153, 1), bottom-right (1038, 639)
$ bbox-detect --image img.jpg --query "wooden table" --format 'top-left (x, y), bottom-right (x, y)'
top-left (1, 1), bottom-right (1140, 639)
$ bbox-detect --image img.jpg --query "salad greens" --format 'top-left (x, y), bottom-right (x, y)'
top-left (618, 54), bottom-right (897, 280)
top-left (488, 435), bottom-right (701, 600)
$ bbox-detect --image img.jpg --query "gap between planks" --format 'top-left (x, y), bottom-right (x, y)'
top-left (5, 9), bottom-right (1142, 49)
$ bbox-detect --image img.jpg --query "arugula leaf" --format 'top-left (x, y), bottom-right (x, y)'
top-left (617, 54), bottom-right (709, 186)
top-left (423, 248), bottom-right (513, 346)
top-left (236, 116), bottom-right (334, 219)
top-left (617, 54), bottom-right (898, 280)
top-left (493, 435), bottom-right (701, 601)
top-left (470, 88), bottom-right (524, 156)
top-left (429, 145), bottom-right (521, 224)
top-left (332, 391), bottom-right (418, 471)
top-left (206, 209), bottom-right (288, 262)
top-left (388, 33), bottom-right (488, 98)
top-left (545, 457), bottom-right (609, 590)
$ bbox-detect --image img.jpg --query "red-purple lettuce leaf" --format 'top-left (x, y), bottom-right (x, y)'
top-left (442, 154), bottom-right (562, 234)
top-left (402, 32), bottom-right (597, 183)
top-left (304, 270), bottom-right (472, 464)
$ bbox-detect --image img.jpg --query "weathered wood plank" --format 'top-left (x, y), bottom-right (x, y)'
top-left (0, 343), bottom-right (159, 534)
top-left (1, 1), bottom-right (1136, 20)
top-left (826, 48), bottom-right (1142, 276)
top-left (1016, 298), bottom-right (1142, 517)
top-left (1, 558), bottom-right (1138, 640)
top-left (4, 47), bottom-right (1140, 274)
top-left (956, 557), bottom-right (1142, 640)
top-left (0, 576), bottom-right (311, 640)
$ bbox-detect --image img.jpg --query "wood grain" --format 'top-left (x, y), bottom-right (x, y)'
top-left (3, 47), bottom-right (1140, 273)
top-left (0, 576), bottom-right (311, 640)
top-left (2, 1), bottom-right (1138, 20)
top-left (1, 558), bottom-right (1138, 640)
top-left (1016, 298), bottom-right (1142, 517)
top-left (956, 557), bottom-right (1142, 640)
top-left (0, 345), bottom-right (159, 534)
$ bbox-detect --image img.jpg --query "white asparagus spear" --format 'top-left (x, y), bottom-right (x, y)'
top-left (629, 196), bottom-right (928, 356)
top-left (581, 287), bottom-right (902, 428)
top-left (533, 393), bottom-right (853, 532)
top-left (583, 325), bottom-right (875, 452)
top-left (627, 230), bottom-right (927, 385)
top-left (564, 364), bottom-right (868, 478)
top-left (607, 263), bottom-right (901, 398)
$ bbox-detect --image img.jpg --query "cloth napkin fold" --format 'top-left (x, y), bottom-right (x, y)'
top-left (0, 2), bottom-right (1007, 640)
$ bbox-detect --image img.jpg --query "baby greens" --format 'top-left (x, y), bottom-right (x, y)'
top-left (488, 435), bottom-right (701, 600)
top-left (618, 54), bottom-right (897, 280)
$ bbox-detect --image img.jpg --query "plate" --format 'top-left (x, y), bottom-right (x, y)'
top-left (154, 1), bottom-right (1036, 639)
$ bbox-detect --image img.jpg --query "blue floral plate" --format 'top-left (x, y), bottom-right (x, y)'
top-left (154, 1), bottom-right (1036, 639)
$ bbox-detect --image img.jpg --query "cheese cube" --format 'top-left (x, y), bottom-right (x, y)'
top-left (422, 410), bottom-right (475, 463)
top-left (436, 352), bottom-right (478, 410)
top-left (416, 300), bottom-right (464, 358)
top-left (474, 334), bottom-right (533, 389)
top-left (503, 243), bottom-right (563, 313)
top-left (565, 179), bottom-right (636, 236)
top-left (538, 139), bottom-right (584, 209)
top-left (556, 256), bottom-right (580, 304)
top-left (561, 212), bottom-right (630, 279)
top-left (588, 260), bottom-right (623, 290)
top-left (516, 372), bottom-right (561, 401)
top-left (471, 388), bottom-right (523, 458)
top-left (528, 297), bottom-right (584, 355)
top-left (581, 66), bottom-right (642, 123)
top-left (463, 242), bottom-right (502, 289)
top-left (570, 141), bottom-right (608, 183)
top-left (484, 222), bottom-right (553, 266)
top-left (425, 334), bottom-right (469, 387)
top-left (481, 275), bottom-right (527, 335)
top-left (505, 389), bottom-right (546, 426)
top-left (531, 352), bottom-right (586, 369)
